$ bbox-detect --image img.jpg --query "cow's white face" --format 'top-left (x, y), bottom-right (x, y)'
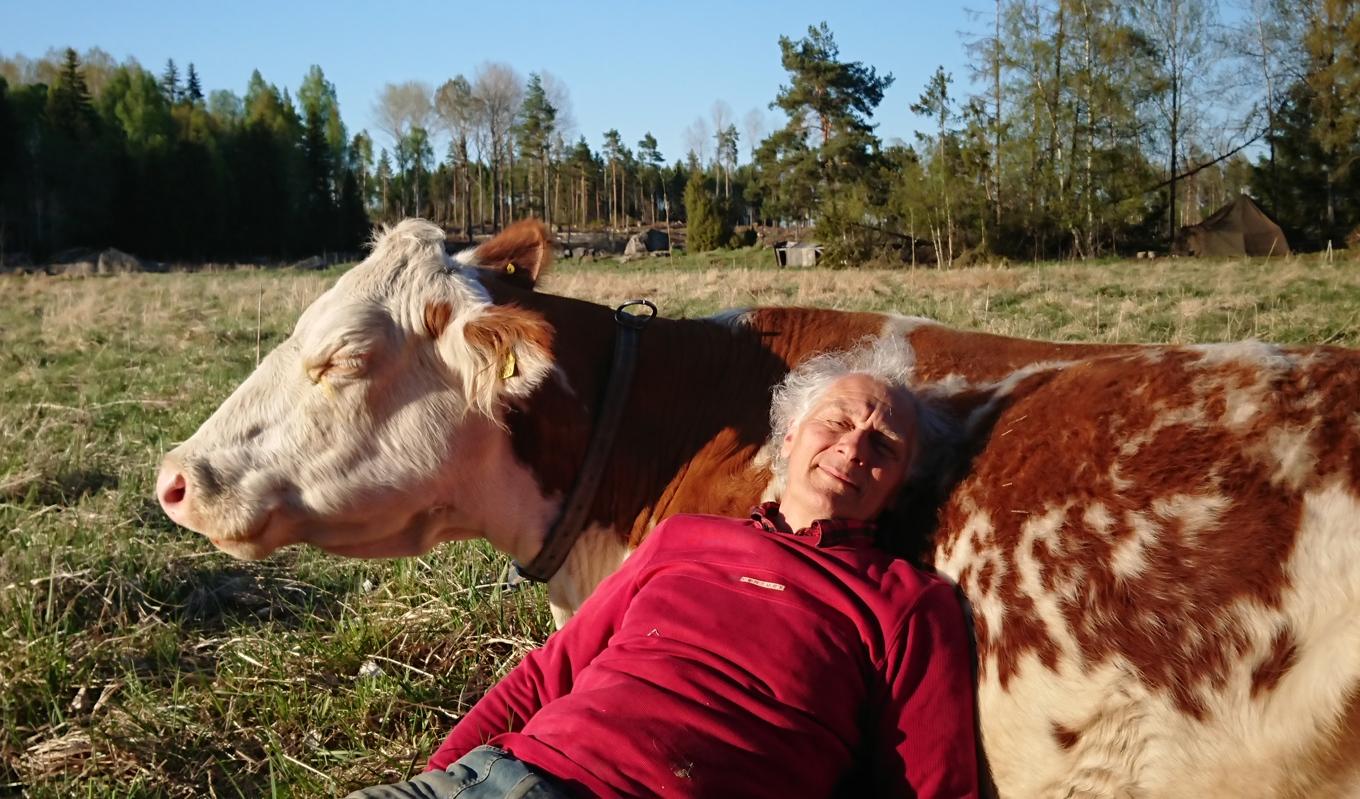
top-left (156, 220), bottom-right (559, 562)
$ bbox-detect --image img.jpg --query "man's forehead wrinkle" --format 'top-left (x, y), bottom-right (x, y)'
top-left (818, 394), bottom-right (899, 420)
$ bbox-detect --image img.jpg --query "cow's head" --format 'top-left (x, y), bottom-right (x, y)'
top-left (156, 220), bottom-right (561, 561)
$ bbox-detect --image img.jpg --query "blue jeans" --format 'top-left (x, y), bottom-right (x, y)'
top-left (345, 745), bottom-right (569, 799)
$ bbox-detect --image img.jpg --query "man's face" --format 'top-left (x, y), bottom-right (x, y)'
top-left (779, 374), bottom-right (917, 528)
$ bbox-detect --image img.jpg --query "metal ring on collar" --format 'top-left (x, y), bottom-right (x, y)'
top-left (615, 299), bottom-right (658, 328)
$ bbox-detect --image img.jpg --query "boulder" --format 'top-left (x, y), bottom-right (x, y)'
top-left (622, 234), bottom-right (649, 259)
top-left (97, 248), bottom-right (145, 275)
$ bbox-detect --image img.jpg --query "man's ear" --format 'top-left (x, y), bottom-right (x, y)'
top-left (455, 219), bottom-right (553, 290)
top-left (426, 300), bottom-right (554, 415)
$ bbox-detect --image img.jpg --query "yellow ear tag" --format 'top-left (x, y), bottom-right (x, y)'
top-left (501, 351), bottom-right (518, 380)
top-left (319, 378), bottom-right (337, 400)
top-left (505, 262), bottom-right (517, 275)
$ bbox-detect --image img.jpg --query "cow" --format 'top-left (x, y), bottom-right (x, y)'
top-left (156, 219), bottom-right (1360, 798)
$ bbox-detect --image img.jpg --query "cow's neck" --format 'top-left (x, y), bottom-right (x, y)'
top-left (493, 293), bottom-right (899, 552)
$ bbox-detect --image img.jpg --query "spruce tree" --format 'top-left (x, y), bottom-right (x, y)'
top-left (302, 107), bottom-right (336, 250)
top-left (185, 63), bottom-right (203, 104)
top-left (298, 65), bottom-right (347, 170)
top-left (46, 48), bottom-right (96, 137)
top-left (337, 169), bottom-right (370, 250)
top-left (160, 58), bottom-right (180, 103)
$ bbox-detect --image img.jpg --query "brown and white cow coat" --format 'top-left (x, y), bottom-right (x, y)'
top-left (158, 220), bottom-right (1360, 798)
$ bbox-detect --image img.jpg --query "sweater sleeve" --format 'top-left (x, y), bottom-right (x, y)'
top-left (425, 523), bottom-right (667, 771)
top-left (872, 580), bottom-right (981, 799)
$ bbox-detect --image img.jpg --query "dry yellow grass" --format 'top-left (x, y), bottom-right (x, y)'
top-left (546, 253), bottom-right (1359, 345)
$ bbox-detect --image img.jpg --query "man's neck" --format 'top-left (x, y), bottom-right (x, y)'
top-left (779, 503), bottom-right (825, 534)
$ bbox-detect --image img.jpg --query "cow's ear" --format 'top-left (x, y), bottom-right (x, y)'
top-left (431, 302), bottom-right (553, 414)
top-left (456, 219), bottom-right (553, 290)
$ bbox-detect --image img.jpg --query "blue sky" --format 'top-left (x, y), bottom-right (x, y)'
top-left (4, 1), bottom-right (983, 162)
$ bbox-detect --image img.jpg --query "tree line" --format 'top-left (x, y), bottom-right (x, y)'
top-left (1, 0), bottom-right (1357, 264)
top-left (1, 51), bottom-right (368, 262)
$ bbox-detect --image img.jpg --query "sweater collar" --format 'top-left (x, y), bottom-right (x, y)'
top-left (748, 501), bottom-right (877, 547)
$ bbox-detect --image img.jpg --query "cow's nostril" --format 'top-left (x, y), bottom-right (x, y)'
top-left (164, 475), bottom-right (186, 504)
top-left (156, 467), bottom-right (189, 516)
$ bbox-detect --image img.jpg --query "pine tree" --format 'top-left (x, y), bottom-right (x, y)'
top-left (185, 63), bottom-right (203, 104)
top-left (762, 23), bottom-right (892, 229)
top-left (516, 73), bottom-right (557, 222)
top-left (566, 136), bottom-right (597, 227)
top-left (714, 124), bottom-right (739, 198)
top-left (160, 58), bottom-right (180, 103)
top-left (602, 129), bottom-right (624, 227)
top-left (375, 147), bottom-right (394, 219)
top-left (637, 132), bottom-right (664, 223)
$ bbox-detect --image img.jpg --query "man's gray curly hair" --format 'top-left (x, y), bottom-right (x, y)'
top-left (767, 336), bottom-right (958, 502)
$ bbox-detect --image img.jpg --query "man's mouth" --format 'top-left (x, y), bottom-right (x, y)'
top-left (817, 462), bottom-right (859, 491)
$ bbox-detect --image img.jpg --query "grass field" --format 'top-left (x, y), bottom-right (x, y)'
top-left (2, 250), bottom-right (1358, 797)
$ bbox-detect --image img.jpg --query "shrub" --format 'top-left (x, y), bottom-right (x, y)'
top-left (683, 171), bottom-right (730, 253)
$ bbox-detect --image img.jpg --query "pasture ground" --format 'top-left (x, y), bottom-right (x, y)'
top-left (2, 250), bottom-right (1358, 797)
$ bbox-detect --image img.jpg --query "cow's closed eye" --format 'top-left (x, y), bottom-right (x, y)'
top-left (305, 348), bottom-right (370, 383)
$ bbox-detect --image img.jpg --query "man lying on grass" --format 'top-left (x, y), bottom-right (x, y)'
top-left (349, 340), bottom-right (980, 799)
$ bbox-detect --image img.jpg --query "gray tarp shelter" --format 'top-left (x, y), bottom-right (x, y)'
top-left (775, 241), bottom-right (824, 268)
top-left (1174, 194), bottom-right (1291, 257)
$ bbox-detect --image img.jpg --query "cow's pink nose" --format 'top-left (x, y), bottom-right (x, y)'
top-left (156, 465), bottom-right (190, 524)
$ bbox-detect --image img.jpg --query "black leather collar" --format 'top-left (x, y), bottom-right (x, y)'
top-left (512, 299), bottom-right (657, 583)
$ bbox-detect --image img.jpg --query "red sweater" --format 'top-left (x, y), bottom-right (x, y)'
top-left (428, 512), bottom-right (980, 798)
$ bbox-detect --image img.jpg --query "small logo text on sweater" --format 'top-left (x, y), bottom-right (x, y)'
top-left (739, 576), bottom-right (786, 591)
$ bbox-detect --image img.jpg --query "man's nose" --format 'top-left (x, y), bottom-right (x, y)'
top-left (836, 428), bottom-right (871, 464)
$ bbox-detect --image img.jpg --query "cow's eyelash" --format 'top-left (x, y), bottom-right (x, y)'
top-left (329, 351), bottom-right (369, 374)
top-left (306, 350), bottom-right (369, 383)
